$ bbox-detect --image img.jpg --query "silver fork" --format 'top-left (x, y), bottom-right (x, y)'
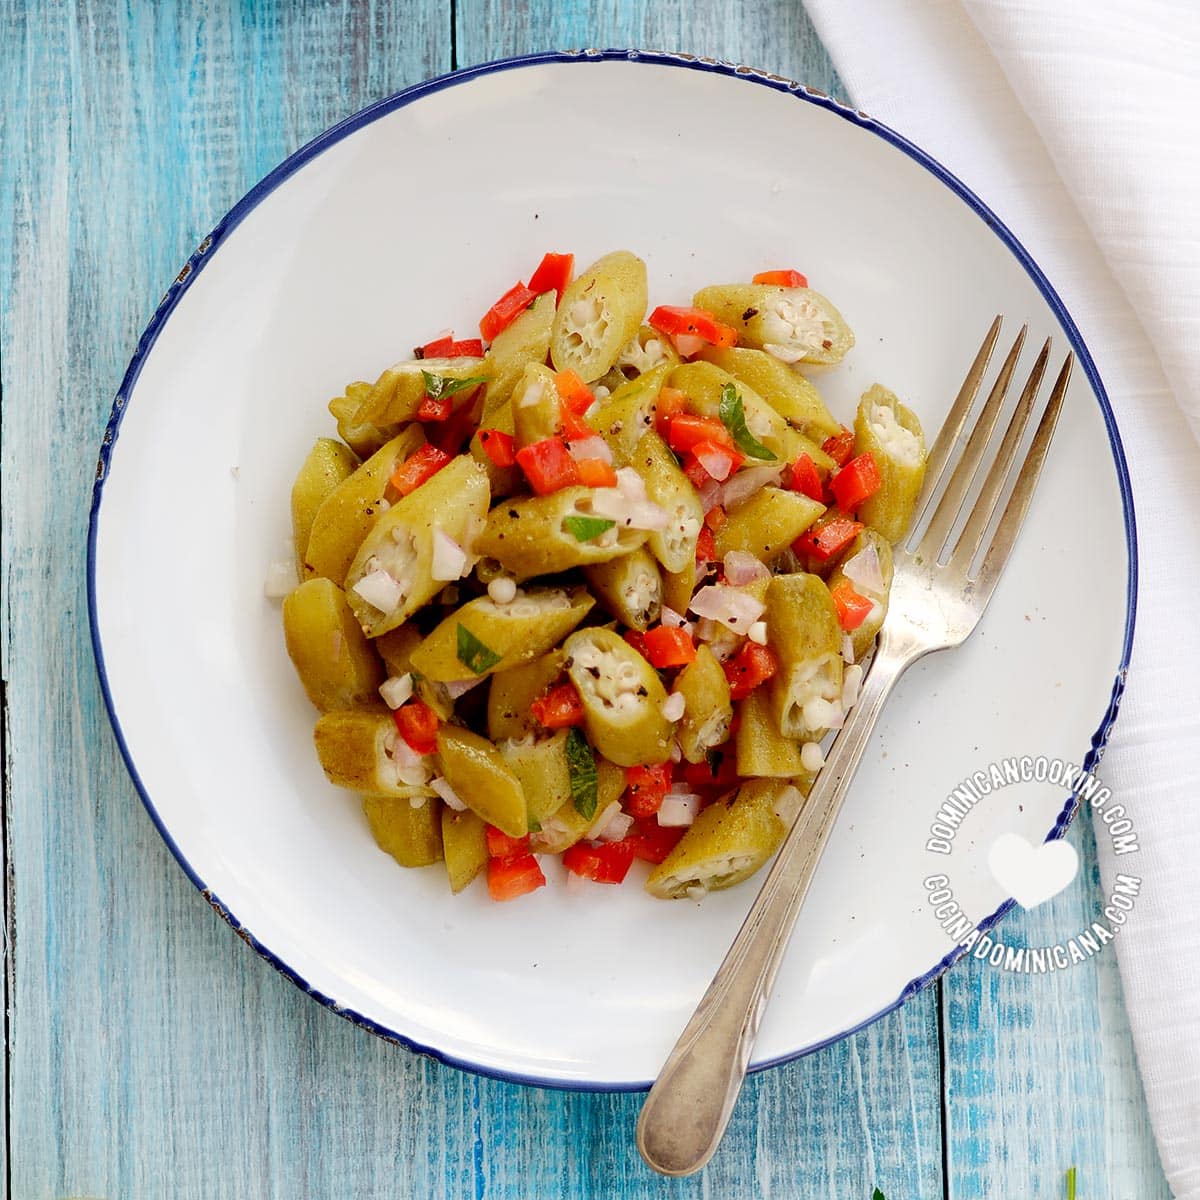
top-left (637, 318), bottom-right (1074, 1177)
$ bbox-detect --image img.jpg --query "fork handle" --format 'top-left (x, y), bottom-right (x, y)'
top-left (636, 645), bottom-right (908, 1177)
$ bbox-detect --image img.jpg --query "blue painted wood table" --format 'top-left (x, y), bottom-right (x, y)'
top-left (0, 3), bottom-right (1171, 1197)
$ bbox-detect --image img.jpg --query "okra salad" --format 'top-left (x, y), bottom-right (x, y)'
top-left (274, 250), bottom-right (928, 902)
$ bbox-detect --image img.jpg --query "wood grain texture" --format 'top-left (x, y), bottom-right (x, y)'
top-left (0, 0), bottom-right (1168, 1197)
top-left (941, 814), bottom-right (1170, 1200)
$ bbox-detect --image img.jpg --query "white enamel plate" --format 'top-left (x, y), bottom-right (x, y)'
top-left (89, 52), bottom-right (1135, 1089)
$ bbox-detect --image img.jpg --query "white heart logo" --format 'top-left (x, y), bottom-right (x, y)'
top-left (987, 833), bottom-right (1079, 910)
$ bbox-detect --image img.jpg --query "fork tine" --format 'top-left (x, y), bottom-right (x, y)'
top-left (949, 338), bottom-right (1050, 570)
top-left (915, 325), bottom-right (1027, 563)
top-left (909, 315), bottom-right (1003, 538)
top-left (973, 352), bottom-right (1073, 597)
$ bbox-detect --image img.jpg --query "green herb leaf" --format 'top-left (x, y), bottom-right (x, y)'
top-left (566, 727), bottom-right (598, 820)
top-left (719, 382), bottom-right (777, 461)
top-left (1065, 1167), bottom-right (1076, 1200)
top-left (421, 370), bottom-right (487, 401)
top-left (873, 1190), bottom-right (886, 1200)
top-left (563, 514), bottom-right (617, 542)
top-left (456, 624), bottom-right (502, 675)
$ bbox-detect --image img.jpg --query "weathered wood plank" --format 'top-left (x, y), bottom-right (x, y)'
top-left (941, 811), bottom-right (1169, 1199)
top-left (0, 3), bottom-right (453, 1197)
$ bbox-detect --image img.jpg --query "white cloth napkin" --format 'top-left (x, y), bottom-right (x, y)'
top-left (801, 1), bottom-right (1200, 1194)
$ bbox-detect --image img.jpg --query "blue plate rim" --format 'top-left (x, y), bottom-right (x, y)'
top-left (86, 47), bottom-right (1139, 1093)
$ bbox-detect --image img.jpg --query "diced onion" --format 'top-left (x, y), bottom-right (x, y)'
top-left (597, 811), bottom-right (634, 843)
top-left (589, 488), bottom-right (670, 531)
top-left (661, 606), bottom-right (687, 628)
top-left (567, 436), bottom-right (612, 464)
top-left (748, 621), bottom-right (768, 645)
top-left (842, 663), bottom-right (864, 709)
top-left (658, 794), bottom-right (701, 827)
top-left (689, 584), bottom-right (766, 632)
top-left (431, 529), bottom-right (468, 582)
top-left (430, 776), bottom-right (467, 811)
top-left (723, 551), bottom-right (770, 586)
top-left (718, 464), bottom-right (784, 510)
top-left (800, 742), bottom-right (826, 773)
top-left (697, 477), bottom-right (722, 512)
top-left (379, 673), bottom-right (414, 709)
top-left (842, 544), bottom-right (884, 595)
top-left (693, 443), bottom-right (737, 482)
top-left (614, 467), bottom-right (648, 501)
top-left (445, 676), bottom-right (486, 699)
top-left (585, 800), bottom-right (624, 841)
top-left (662, 692), bottom-right (686, 722)
top-left (351, 568), bottom-right (404, 613)
top-left (672, 332), bottom-right (707, 358)
top-left (842, 634), bottom-right (856, 664)
top-left (263, 559), bottom-right (298, 599)
top-left (669, 740), bottom-right (683, 763)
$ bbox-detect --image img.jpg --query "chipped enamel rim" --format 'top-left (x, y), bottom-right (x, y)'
top-left (87, 49), bottom-right (1136, 1091)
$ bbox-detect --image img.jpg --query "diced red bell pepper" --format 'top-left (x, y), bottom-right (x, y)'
top-left (562, 838), bottom-right (636, 884)
top-left (480, 281), bottom-right (538, 342)
top-left (430, 390), bottom-right (485, 455)
top-left (485, 826), bottom-right (531, 859)
top-left (829, 453), bottom-right (881, 513)
top-left (575, 458), bottom-right (618, 489)
top-left (681, 747), bottom-right (741, 791)
top-left (821, 427), bottom-right (857, 468)
top-left (629, 818), bottom-right (686, 864)
top-left (487, 853), bottom-right (546, 901)
top-left (654, 386), bottom-right (689, 438)
top-left (559, 405), bottom-right (594, 441)
top-left (531, 681), bottom-right (586, 729)
top-left (642, 625), bottom-right (697, 668)
top-left (528, 251), bottom-right (574, 302)
top-left (416, 395), bottom-right (453, 422)
top-left (649, 305), bottom-right (738, 349)
top-left (624, 629), bottom-right (651, 660)
top-left (393, 699), bottom-right (439, 755)
top-left (695, 526), bottom-right (717, 562)
top-left (625, 763), bottom-right (672, 820)
top-left (683, 455), bottom-right (712, 492)
top-left (722, 642), bottom-right (779, 701)
top-left (421, 333), bottom-right (484, 358)
top-left (477, 428), bottom-right (517, 468)
top-left (704, 504), bottom-right (728, 532)
top-left (667, 413), bottom-right (734, 454)
top-left (690, 439), bottom-right (744, 483)
top-left (752, 269), bottom-right (809, 288)
top-left (792, 511), bottom-right (864, 562)
top-left (554, 368), bottom-right (594, 415)
top-left (389, 444), bottom-right (452, 497)
top-left (830, 581), bottom-right (875, 632)
top-left (786, 453), bottom-right (826, 503)
top-left (515, 437), bottom-right (581, 495)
